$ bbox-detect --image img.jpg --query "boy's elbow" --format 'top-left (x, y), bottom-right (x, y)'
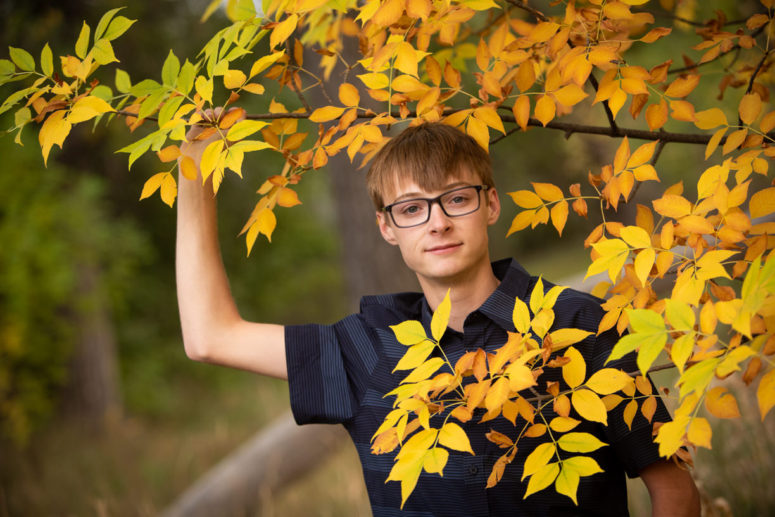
top-left (182, 333), bottom-right (214, 363)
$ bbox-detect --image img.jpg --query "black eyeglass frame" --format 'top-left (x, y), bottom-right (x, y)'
top-left (382, 185), bottom-right (490, 228)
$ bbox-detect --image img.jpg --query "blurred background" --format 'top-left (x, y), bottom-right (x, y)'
top-left (0, 0), bottom-right (773, 515)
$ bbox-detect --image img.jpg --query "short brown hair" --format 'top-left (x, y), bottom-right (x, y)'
top-left (366, 122), bottom-right (494, 209)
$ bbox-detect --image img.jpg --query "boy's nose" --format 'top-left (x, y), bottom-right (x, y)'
top-left (427, 201), bottom-right (451, 232)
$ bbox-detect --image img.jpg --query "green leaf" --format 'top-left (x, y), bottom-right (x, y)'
top-left (14, 106), bottom-right (31, 127)
top-left (177, 60), bottom-right (197, 96)
top-left (40, 43), bottom-right (53, 76)
top-left (94, 7), bottom-right (124, 41)
top-left (201, 0), bottom-right (223, 22)
top-left (117, 130), bottom-right (164, 169)
top-left (8, 47), bottom-right (35, 72)
top-left (227, 0), bottom-right (258, 21)
top-left (103, 16), bottom-right (136, 41)
top-left (557, 432), bottom-right (607, 453)
top-left (130, 79), bottom-right (161, 97)
top-left (678, 358), bottom-right (721, 398)
top-left (75, 22), bottom-right (91, 59)
top-left (157, 95), bottom-right (186, 129)
top-left (161, 50), bottom-right (180, 87)
top-left (0, 59), bottom-right (15, 75)
top-left (226, 120), bottom-right (269, 141)
top-left (431, 290), bottom-right (451, 341)
top-left (138, 88), bottom-right (168, 120)
top-left (92, 39), bottom-right (118, 65)
top-left (115, 68), bottom-right (132, 93)
top-left (391, 320), bottom-right (429, 346)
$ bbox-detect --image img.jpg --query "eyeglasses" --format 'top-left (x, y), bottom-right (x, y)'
top-left (382, 185), bottom-right (489, 228)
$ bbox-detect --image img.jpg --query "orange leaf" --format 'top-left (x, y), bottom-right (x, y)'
top-left (473, 106), bottom-right (505, 134)
top-left (664, 75), bottom-right (700, 98)
top-left (270, 14), bottom-right (298, 49)
top-left (669, 100), bottom-right (696, 122)
top-left (551, 200), bottom-right (569, 236)
top-left (372, 0), bottom-right (404, 27)
top-left (627, 140), bottom-right (658, 169)
top-left (532, 182), bottom-right (563, 202)
top-left (722, 128), bottom-right (747, 155)
top-left (750, 187), bottom-right (775, 219)
top-left (739, 92), bottom-right (762, 125)
top-left (613, 136), bottom-right (631, 174)
top-left (219, 107), bottom-right (245, 129)
top-left (513, 95), bottom-right (530, 131)
top-left (157, 145), bottom-right (181, 163)
top-left (277, 187), bottom-right (302, 207)
top-left (553, 84), bottom-right (588, 107)
top-left (534, 95), bottom-right (555, 126)
top-left (310, 106), bottom-right (346, 122)
top-left (653, 194), bottom-right (691, 219)
top-left (645, 99), bottom-right (668, 130)
top-left (466, 115), bottom-right (489, 151)
top-left (705, 128), bottom-right (726, 159)
top-left (760, 110), bottom-right (775, 133)
top-left (179, 155), bottom-right (198, 180)
top-left (705, 387), bottom-right (741, 419)
top-left (338, 83), bottom-right (360, 107)
top-left (694, 108), bottom-right (728, 130)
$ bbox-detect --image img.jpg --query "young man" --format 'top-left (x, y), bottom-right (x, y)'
top-left (177, 118), bottom-right (701, 516)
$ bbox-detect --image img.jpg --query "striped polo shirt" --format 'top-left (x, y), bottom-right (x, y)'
top-left (285, 258), bottom-right (669, 516)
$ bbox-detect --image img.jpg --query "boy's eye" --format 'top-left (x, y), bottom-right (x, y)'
top-left (399, 203), bottom-right (425, 216)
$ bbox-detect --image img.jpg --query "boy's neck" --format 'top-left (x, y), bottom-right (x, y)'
top-left (419, 259), bottom-right (500, 332)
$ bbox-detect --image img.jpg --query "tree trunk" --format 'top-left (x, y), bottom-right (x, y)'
top-left (59, 262), bottom-right (122, 426)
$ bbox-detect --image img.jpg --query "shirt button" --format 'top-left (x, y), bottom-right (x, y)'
top-left (468, 465), bottom-right (478, 475)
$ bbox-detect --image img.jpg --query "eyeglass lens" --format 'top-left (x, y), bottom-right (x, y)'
top-left (390, 186), bottom-right (481, 227)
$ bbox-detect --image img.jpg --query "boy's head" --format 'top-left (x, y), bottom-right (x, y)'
top-left (366, 122), bottom-right (494, 209)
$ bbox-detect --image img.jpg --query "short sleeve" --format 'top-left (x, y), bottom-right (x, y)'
top-left (285, 313), bottom-right (379, 426)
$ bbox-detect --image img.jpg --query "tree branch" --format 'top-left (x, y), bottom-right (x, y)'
top-left (503, 0), bottom-right (548, 22)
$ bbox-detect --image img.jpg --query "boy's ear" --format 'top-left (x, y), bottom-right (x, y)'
top-left (377, 211), bottom-right (399, 245)
top-left (486, 187), bottom-right (501, 225)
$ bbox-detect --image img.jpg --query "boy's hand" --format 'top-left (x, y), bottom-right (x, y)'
top-left (179, 107), bottom-right (244, 180)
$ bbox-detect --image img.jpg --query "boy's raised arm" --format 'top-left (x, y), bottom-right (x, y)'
top-left (175, 111), bottom-right (287, 379)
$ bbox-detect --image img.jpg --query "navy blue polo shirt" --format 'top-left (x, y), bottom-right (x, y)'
top-left (285, 258), bottom-right (669, 516)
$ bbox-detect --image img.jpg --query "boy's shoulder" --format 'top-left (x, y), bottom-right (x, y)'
top-left (358, 291), bottom-right (426, 324)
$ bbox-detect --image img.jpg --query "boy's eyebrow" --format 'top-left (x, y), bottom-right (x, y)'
top-left (390, 181), bottom-right (473, 203)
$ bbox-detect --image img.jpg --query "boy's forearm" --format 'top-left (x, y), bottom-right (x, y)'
top-left (640, 460), bottom-right (701, 517)
top-left (176, 171), bottom-right (241, 360)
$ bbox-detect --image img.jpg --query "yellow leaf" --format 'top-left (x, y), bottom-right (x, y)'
top-left (652, 194), bottom-right (691, 219)
top-left (406, 0), bottom-right (431, 19)
top-left (562, 347), bottom-right (586, 389)
top-left (195, 75), bottom-right (213, 103)
top-left (620, 225), bottom-right (651, 248)
top-left (390, 320), bottom-right (428, 345)
top-left (255, 207), bottom-right (277, 243)
top-left (705, 128), bottom-right (726, 159)
top-left (557, 432), bottom-right (607, 453)
top-left (485, 377), bottom-right (511, 412)
top-left (705, 386), bottom-right (741, 419)
top-left (548, 328), bottom-right (592, 350)
top-left (626, 141), bottom-right (658, 169)
top-left (431, 290), bottom-right (450, 341)
top-left (140, 172), bottom-right (167, 200)
top-left (372, 0), bottom-right (404, 27)
top-left (549, 416), bottom-right (581, 433)
top-left (532, 182), bottom-right (563, 202)
top-left (200, 139), bottom-right (224, 180)
top-left (655, 415), bottom-right (689, 457)
top-left (508, 190), bottom-right (542, 209)
top-left (179, 156), bottom-right (198, 180)
top-left (438, 422), bottom-right (474, 454)
top-left (249, 51), bottom-right (284, 78)
top-left (402, 357), bottom-right (445, 383)
top-left (523, 462), bottom-right (559, 499)
top-left (38, 110), bottom-right (72, 166)
top-left (586, 238), bottom-right (629, 282)
top-left (310, 106), bottom-right (346, 122)
top-left (722, 128), bottom-right (747, 155)
top-left (669, 99), bottom-right (696, 122)
top-left (550, 200), bottom-right (569, 236)
top-left (227, 120), bottom-right (269, 141)
top-left (513, 94), bottom-right (530, 131)
top-left (338, 83), bottom-right (360, 107)
top-left (276, 187), bottom-right (302, 207)
top-left (423, 447), bottom-right (449, 474)
top-left (358, 72), bottom-right (390, 90)
top-left (571, 389), bottom-right (607, 425)
top-left (223, 70), bottom-right (247, 90)
top-left (466, 115), bottom-right (489, 151)
top-left (534, 95), bottom-right (556, 126)
top-left (760, 110), bottom-right (775, 133)
top-left (392, 74), bottom-right (425, 93)
top-left (68, 95), bottom-right (115, 124)
top-left (553, 83), bottom-right (587, 107)
top-left (270, 14), bottom-right (298, 49)
top-left (473, 106), bottom-right (505, 134)
top-left (750, 187), bottom-right (775, 219)
top-left (512, 298), bottom-right (530, 333)
top-left (687, 417), bottom-right (712, 449)
top-left (160, 173), bottom-right (177, 207)
top-left (529, 22), bottom-right (560, 43)
top-left (622, 400), bottom-right (637, 430)
top-left (395, 42), bottom-right (419, 77)
top-left (739, 92), bottom-right (762, 126)
top-left (585, 368), bottom-right (633, 395)
top-left (522, 442), bottom-right (556, 481)
top-left (694, 108), bottom-right (728, 130)
top-left (634, 248), bottom-right (655, 287)
top-left (757, 369), bottom-right (775, 420)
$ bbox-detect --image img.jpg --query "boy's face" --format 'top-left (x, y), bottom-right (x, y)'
top-left (376, 169), bottom-right (501, 287)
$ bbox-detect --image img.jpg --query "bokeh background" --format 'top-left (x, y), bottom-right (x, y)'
top-left (1, 0), bottom-right (773, 515)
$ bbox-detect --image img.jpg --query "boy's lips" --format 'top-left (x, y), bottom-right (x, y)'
top-left (426, 243), bottom-right (462, 254)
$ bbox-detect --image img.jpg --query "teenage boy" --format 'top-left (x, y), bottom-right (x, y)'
top-left (177, 117), bottom-right (701, 516)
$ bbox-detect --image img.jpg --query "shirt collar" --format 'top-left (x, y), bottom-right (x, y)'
top-left (420, 258), bottom-right (532, 333)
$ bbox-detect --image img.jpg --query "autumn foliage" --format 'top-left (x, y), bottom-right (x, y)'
top-left (3, 0), bottom-right (775, 507)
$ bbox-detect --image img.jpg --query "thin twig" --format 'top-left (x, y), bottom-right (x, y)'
top-left (503, 0), bottom-right (548, 22)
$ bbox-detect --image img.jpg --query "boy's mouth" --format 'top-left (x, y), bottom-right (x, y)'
top-left (426, 243), bottom-right (462, 254)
